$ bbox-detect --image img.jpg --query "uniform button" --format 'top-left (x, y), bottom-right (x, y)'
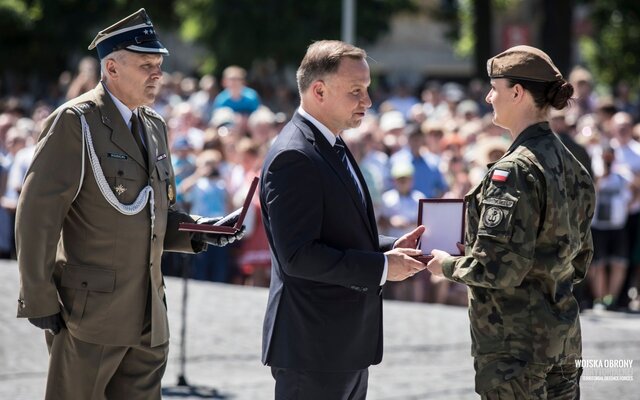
top-left (362, 287), bottom-right (368, 292)
top-left (81, 281), bottom-right (88, 288)
top-left (117, 170), bottom-right (124, 176)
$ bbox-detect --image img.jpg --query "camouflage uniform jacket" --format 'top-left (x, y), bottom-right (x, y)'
top-left (442, 122), bottom-right (595, 364)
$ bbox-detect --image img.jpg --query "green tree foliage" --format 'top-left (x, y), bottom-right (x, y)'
top-left (431, 0), bottom-right (515, 57)
top-left (0, 0), bottom-right (177, 79)
top-left (175, 0), bottom-right (414, 74)
top-left (579, 0), bottom-right (640, 89)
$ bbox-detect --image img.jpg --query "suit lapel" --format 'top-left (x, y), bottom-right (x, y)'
top-left (342, 142), bottom-right (380, 238)
top-left (294, 113), bottom-right (376, 243)
top-left (95, 84), bottom-right (148, 171)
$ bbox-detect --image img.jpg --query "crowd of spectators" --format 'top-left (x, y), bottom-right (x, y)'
top-left (2, 57), bottom-right (640, 312)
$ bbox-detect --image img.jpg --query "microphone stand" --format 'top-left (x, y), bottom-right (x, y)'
top-left (162, 252), bottom-right (223, 398)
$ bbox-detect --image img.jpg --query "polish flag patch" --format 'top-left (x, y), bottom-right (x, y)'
top-left (491, 169), bottom-right (510, 182)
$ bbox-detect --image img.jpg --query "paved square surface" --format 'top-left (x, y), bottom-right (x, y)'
top-left (1, 260), bottom-right (638, 399)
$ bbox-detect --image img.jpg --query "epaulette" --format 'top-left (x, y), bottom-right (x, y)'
top-left (70, 101), bottom-right (97, 115)
top-left (140, 106), bottom-right (165, 123)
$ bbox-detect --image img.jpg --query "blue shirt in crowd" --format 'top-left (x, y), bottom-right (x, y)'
top-left (213, 87), bottom-right (261, 115)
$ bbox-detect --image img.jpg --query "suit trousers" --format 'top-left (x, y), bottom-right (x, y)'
top-left (43, 318), bottom-right (168, 400)
top-left (271, 367), bottom-right (368, 400)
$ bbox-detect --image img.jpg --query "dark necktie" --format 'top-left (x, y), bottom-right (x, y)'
top-left (334, 137), bottom-right (366, 208)
top-left (130, 113), bottom-right (148, 165)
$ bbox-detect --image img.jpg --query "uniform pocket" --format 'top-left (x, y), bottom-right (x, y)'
top-left (155, 159), bottom-right (171, 182)
top-left (60, 265), bottom-right (116, 330)
top-left (100, 157), bottom-right (137, 181)
top-left (99, 157), bottom-right (140, 203)
top-left (155, 158), bottom-right (173, 207)
top-left (60, 264), bottom-right (116, 292)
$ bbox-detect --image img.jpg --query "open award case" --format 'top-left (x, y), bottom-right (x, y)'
top-left (178, 176), bottom-right (259, 234)
top-left (413, 199), bottom-right (465, 264)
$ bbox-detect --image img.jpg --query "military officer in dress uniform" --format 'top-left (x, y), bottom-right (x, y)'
top-left (428, 46), bottom-right (596, 399)
top-left (16, 9), bottom-right (243, 400)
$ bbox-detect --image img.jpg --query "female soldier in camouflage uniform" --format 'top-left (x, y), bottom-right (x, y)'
top-left (428, 46), bottom-right (595, 399)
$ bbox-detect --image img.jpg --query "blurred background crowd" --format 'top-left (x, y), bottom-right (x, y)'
top-left (2, 56), bottom-right (640, 313)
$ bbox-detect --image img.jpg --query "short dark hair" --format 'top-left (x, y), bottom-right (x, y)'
top-left (296, 40), bottom-right (367, 95)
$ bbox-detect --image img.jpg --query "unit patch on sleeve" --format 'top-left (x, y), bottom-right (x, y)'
top-left (483, 206), bottom-right (504, 227)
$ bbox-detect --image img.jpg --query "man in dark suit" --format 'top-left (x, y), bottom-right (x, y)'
top-left (16, 9), bottom-right (241, 399)
top-left (260, 40), bottom-right (427, 399)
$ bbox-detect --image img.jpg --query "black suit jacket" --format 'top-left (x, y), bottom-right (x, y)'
top-left (260, 112), bottom-right (396, 371)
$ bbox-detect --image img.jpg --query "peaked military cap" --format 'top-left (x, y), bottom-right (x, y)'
top-left (487, 45), bottom-right (562, 83)
top-left (88, 8), bottom-right (169, 59)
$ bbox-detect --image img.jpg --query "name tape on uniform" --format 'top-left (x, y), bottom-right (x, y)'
top-left (108, 152), bottom-right (128, 160)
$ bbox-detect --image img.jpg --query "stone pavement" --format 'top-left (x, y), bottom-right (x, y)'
top-left (0, 259), bottom-right (638, 399)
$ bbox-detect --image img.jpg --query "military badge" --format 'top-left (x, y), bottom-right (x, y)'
top-left (114, 184), bottom-right (127, 196)
top-left (483, 206), bottom-right (503, 227)
top-left (168, 184), bottom-right (174, 202)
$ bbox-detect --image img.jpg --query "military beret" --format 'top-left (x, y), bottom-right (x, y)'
top-left (487, 45), bottom-right (562, 83)
top-left (88, 8), bottom-right (168, 59)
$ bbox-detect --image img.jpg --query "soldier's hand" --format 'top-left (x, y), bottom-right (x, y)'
top-left (197, 216), bottom-right (222, 225)
top-left (385, 248), bottom-right (426, 281)
top-left (28, 312), bottom-right (65, 335)
top-left (199, 227), bottom-right (245, 247)
top-left (192, 217), bottom-right (245, 247)
top-left (427, 249), bottom-right (450, 277)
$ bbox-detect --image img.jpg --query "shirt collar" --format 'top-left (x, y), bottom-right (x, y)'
top-left (298, 106), bottom-right (337, 146)
top-left (103, 82), bottom-right (137, 129)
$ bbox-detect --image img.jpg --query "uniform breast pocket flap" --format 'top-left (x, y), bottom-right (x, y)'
top-left (100, 156), bottom-right (137, 181)
top-left (155, 159), bottom-right (171, 181)
top-left (60, 265), bottom-right (116, 293)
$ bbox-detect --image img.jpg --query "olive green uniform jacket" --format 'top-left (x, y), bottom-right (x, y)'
top-left (16, 83), bottom-right (199, 348)
top-left (443, 122), bottom-right (595, 364)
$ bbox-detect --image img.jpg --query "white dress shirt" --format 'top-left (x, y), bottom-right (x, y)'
top-left (104, 82), bottom-right (146, 147)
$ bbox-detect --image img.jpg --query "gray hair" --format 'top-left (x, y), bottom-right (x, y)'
top-left (100, 50), bottom-right (128, 81)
